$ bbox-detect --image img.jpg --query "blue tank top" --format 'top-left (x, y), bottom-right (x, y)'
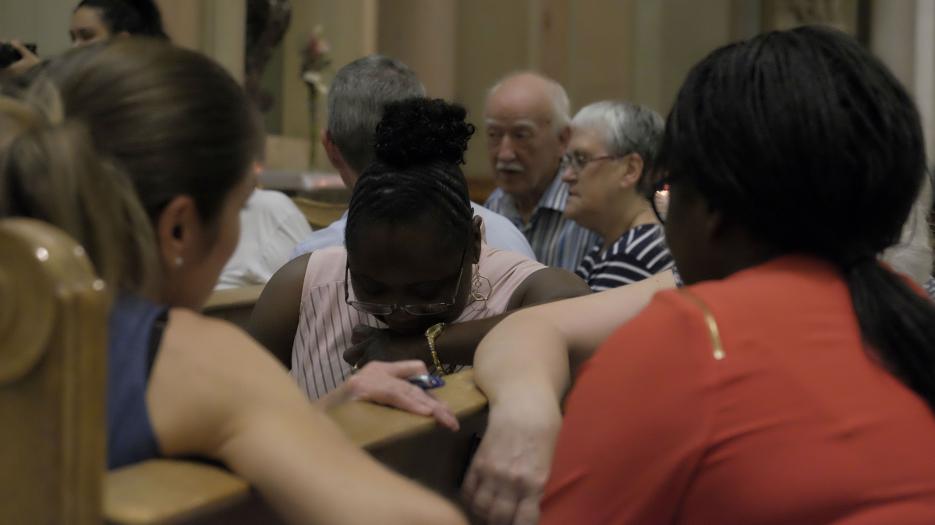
top-left (107, 294), bottom-right (166, 469)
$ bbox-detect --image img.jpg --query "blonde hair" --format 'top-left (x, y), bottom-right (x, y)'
top-left (0, 80), bottom-right (158, 296)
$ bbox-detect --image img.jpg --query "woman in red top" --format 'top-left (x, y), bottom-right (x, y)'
top-left (464, 26), bottom-right (935, 525)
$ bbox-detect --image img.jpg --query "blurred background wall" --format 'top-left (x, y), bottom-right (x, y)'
top-left (2, 0), bottom-right (933, 187)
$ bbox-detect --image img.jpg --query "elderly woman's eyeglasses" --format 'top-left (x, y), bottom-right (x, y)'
top-left (560, 152), bottom-right (621, 174)
top-left (650, 180), bottom-right (671, 224)
top-left (344, 245), bottom-right (467, 317)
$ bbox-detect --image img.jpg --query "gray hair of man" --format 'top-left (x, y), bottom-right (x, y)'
top-left (486, 71), bottom-right (571, 133)
top-left (327, 54), bottom-right (425, 174)
top-left (882, 173), bottom-right (933, 285)
top-left (571, 100), bottom-right (665, 198)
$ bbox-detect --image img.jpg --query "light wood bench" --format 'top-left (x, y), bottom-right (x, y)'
top-left (0, 218), bottom-right (109, 524)
top-left (202, 285), bottom-right (265, 331)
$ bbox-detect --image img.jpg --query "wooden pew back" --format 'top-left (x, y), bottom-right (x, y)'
top-left (0, 218), bottom-right (109, 525)
top-left (202, 285), bottom-right (264, 331)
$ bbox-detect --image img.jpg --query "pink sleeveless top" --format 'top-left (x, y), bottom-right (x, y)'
top-left (291, 244), bottom-right (544, 399)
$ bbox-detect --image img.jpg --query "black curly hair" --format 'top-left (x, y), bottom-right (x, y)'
top-left (76, 0), bottom-right (168, 39)
top-left (345, 97), bottom-right (476, 251)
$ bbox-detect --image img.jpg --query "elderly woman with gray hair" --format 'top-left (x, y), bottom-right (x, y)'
top-left (559, 100), bottom-right (674, 291)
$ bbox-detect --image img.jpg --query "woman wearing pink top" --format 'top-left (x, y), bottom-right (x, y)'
top-left (251, 98), bottom-right (589, 402)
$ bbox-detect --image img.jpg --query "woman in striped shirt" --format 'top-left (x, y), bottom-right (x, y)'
top-left (251, 97), bottom-right (590, 402)
top-left (560, 101), bottom-right (674, 292)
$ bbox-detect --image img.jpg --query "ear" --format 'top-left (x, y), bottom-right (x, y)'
top-left (154, 195), bottom-right (200, 271)
top-left (557, 124), bottom-right (572, 152)
top-left (618, 153), bottom-right (645, 190)
top-left (323, 131), bottom-right (358, 188)
top-left (471, 215), bottom-right (483, 264)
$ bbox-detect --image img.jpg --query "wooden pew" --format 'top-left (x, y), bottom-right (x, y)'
top-left (0, 218), bottom-right (488, 523)
top-left (104, 371), bottom-right (488, 523)
top-left (0, 218), bottom-right (110, 524)
top-left (202, 285), bottom-right (264, 331)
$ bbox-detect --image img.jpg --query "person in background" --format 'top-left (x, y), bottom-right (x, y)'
top-left (561, 101), bottom-right (673, 291)
top-left (0, 0), bottom-right (168, 78)
top-left (483, 71), bottom-right (598, 271)
top-left (1, 39), bottom-right (465, 525)
top-left (70, 0), bottom-right (168, 46)
top-left (291, 54), bottom-right (534, 259)
top-left (251, 97), bottom-right (589, 400)
top-left (463, 26), bottom-right (935, 525)
top-left (215, 163), bottom-right (312, 289)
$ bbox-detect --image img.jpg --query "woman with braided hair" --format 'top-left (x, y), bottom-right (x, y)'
top-left (251, 97), bottom-right (589, 403)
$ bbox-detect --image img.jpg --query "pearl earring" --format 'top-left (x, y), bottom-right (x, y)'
top-left (174, 256), bottom-right (184, 267)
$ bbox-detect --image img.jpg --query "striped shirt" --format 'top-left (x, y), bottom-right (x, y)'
top-left (485, 173), bottom-right (599, 271)
top-left (575, 224), bottom-right (674, 292)
top-left (291, 244), bottom-right (544, 400)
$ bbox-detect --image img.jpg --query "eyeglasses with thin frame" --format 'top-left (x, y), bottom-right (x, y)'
top-left (650, 178), bottom-right (671, 224)
top-left (560, 151), bottom-right (623, 174)
top-left (344, 244), bottom-right (468, 317)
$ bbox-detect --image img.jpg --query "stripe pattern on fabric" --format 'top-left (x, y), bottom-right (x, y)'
top-left (575, 224), bottom-right (674, 292)
top-left (485, 173), bottom-right (598, 271)
top-left (291, 245), bottom-right (545, 400)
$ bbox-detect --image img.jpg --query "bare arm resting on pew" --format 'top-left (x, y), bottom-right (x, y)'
top-left (463, 270), bottom-right (677, 525)
top-left (345, 266), bottom-right (592, 368)
top-left (147, 308), bottom-right (467, 525)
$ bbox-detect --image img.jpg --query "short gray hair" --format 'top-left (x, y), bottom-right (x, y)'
top-left (327, 55), bottom-right (425, 174)
top-left (571, 100), bottom-right (664, 196)
top-left (487, 71), bottom-right (571, 133)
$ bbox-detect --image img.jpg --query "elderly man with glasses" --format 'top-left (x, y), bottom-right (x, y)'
top-left (559, 100), bottom-right (674, 291)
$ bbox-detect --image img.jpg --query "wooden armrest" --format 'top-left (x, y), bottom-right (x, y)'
top-left (202, 285), bottom-right (264, 330)
top-left (328, 370), bottom-right (487, 449)
top-left (202, 285), bottom-right (265, 312)
top-left (104, 460), bottom-right (253, 525)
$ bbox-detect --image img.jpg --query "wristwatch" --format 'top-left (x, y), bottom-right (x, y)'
top-left (424, 322), bottom-right (446, 374)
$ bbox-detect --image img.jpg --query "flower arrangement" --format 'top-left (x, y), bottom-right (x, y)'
top-left (301, 25), bottom-right (331, 167)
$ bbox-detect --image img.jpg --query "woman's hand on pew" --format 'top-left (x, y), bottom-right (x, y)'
top-left (332, 360), bottom-right (460, 431)
top-left (461, 390), bottom-right (562, 525)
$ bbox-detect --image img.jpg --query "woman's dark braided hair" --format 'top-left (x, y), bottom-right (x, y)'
top-left (345, 97), bottom-right (475, 251)
top-left (658, 25), bottom-right (935, 411)
top-left (76, 0), bottom-right (168, 40)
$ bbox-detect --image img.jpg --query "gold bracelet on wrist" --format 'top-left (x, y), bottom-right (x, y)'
top-left (424, 322), bottom-right (446, 374)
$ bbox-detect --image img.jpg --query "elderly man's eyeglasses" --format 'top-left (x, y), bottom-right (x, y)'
top-left (560, 152), bottom-right (622, 174)
top-left (344, 245), bottom-right (467, 317)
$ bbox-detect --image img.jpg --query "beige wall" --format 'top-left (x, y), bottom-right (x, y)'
top-left (0, 0), bottom-right (74, 57)
top-left (156, 0), bottom-right (245, 81)
top-left (17, 1), bottom-right (924, 176)
top-left (255, 0), bottom-right (750, 175)
top-left (454, 0), bottom-right (533, 178)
